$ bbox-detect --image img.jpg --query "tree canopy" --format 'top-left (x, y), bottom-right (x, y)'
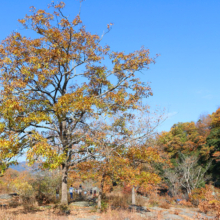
top-left (0, 2), bottom-right (157, 204)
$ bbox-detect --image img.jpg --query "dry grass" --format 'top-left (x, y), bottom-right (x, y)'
top-left (0, 208), bottom-right (53, 220)
top-left (146, 192), bottom-right (173, 209)
top-left (0, 201), bottom-right (218, 220)
top-left (158, 201), bottom-right (170, 209)
top-left (1, 184), bottom-right (220, 220)
top-left (106, 188), bottom-right (132, 209)
top-left (0, 207), bottom-right (158, 220)
top-left (179, 199), bottom-right (192, 207)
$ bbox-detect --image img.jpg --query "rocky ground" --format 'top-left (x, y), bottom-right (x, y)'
top-left (0, 194), bottom-right (217, 220)
top-left (68, 201), bottom-right (217, 220)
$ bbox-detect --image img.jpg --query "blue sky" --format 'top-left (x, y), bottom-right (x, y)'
top-left (0, 0), bottom-right (220, 132)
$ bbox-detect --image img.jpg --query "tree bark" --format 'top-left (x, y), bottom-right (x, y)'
top-left (61, 164), bottom-right (69, 205)
top-left (97, 192), bottom-right (102, 210)
top-left (132, 186), bottom-right (136, 205)
top-left (98, 174), bottom-right (105, 210)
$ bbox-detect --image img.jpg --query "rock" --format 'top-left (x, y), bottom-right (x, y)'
top-left (163, 213), bottom-right (185, 220)
top-left (149, 206), bottom-right (165, 211)
top-left (64, 210), bottom-right (70, 215)
top-left (179, 211), bottom-right (215, 220)
top-left (74, 216), bottom-right (100, 220)
top-left (0, 194), bottom-right (13, 200)
top-left (128, 204), bottom-right (150, 213)
top-left (9, 193), bottom-right (18, 197)
top-left (70, 201), bottom-right (90, 207)
top-left (144, 212), bottom-right (157, 218)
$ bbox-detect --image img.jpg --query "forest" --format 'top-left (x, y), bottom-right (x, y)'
top-left (0, 1), bottom-right (219, 220)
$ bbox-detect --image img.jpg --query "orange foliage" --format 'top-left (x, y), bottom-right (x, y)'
top-left (158, 119), bottom-right (211, 159)
top-left (0, 1), bottom-right (158, 204)
top-left (210, 108), bottom-right (220, 128)
top-left (197, 185), bottom-right (220, 215)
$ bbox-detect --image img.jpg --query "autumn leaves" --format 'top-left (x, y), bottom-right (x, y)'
top-left (0, 1), bottom-right (163, 204)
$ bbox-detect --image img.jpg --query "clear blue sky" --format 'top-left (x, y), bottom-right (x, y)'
top-left (1, 0), bottom-right (220, 132)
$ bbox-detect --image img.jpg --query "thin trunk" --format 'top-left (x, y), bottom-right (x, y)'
top-left (98, 175), bottom-right (105, 210)
top-left (187, 188), bottom-right (191, 196)
top-left (61, 164), bottom-right (69, 205)
top-left (132, 186), bottom-right (136, 205)
top-left (97, 192), bottom-right (101, 210)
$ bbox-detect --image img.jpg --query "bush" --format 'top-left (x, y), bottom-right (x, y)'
top-left (8, 196), bottom-right (20, 208)
top-left (22, 196), bottom-right (36, 211)
top-left (197, 185), bottom-right (220, 216)
top-left (13, 181), bottom-right (36, 211)
top-left (32, 170), bottom-right (62, 205)
top-left (190, 187), bottom-right (206, 207)
top-left (148, 192), bottom-right (159, 207)
top-left (179, 199), bottom-right (192, 207)
top-left (135, 195), bottom-right (147, 207)
top-left (100, 200), bottom-right (108, 211)
top-left (159, 201), bottom-right (171, 209)
top-left (107, 193), bottom-right (131, 209)
top-left (147, 192), bottom-right (173, 208)
top-left (36, 192), bottom-right (56, 205)
top-left (54, 204), bottom-right (71, 215)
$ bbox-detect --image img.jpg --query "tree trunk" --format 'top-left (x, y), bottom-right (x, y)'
top-left (132, 186), bottom-right (136, 205)
top-left (98, 174), bottom-right (105, 210)
top-left (61, 164), bottom-right (69, 205)
top-left (97, 192), bottom-right (102, 210)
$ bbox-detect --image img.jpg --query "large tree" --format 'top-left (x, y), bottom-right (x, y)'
top-left (0, 2), bottom-right (155, 204)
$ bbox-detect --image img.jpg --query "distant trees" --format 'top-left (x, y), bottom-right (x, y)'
top-left (206, 108), bottom-right (220, 183)
top-left (157, 121), bottom-right (210, 160)
top-left (159, 108), bottom-right (220, 195)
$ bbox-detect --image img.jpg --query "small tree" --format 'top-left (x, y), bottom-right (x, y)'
top-left (32, 169), bottom-right (62, 204)
top-left (178, 154), bottom-right (211, 195)
top-left (164, 169), bottom-right (181, 197)
top-left (76, 109), bottom-right (166, 208)
top-left (0, 168), bottom-right (19, 193)
top-left (164, 153), bottom-right (211, 196)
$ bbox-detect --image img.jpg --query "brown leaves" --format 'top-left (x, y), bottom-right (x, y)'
top-left (0, 1), bottom-right (158, 182)
top-left (210, 108), bottom-right (220, 128)
top-left (158, 121), bottom-right (211, 158)
top-left (111, 47), bottom-right (154, 73)
top-left (107, 23), bottom-right (113, 30)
